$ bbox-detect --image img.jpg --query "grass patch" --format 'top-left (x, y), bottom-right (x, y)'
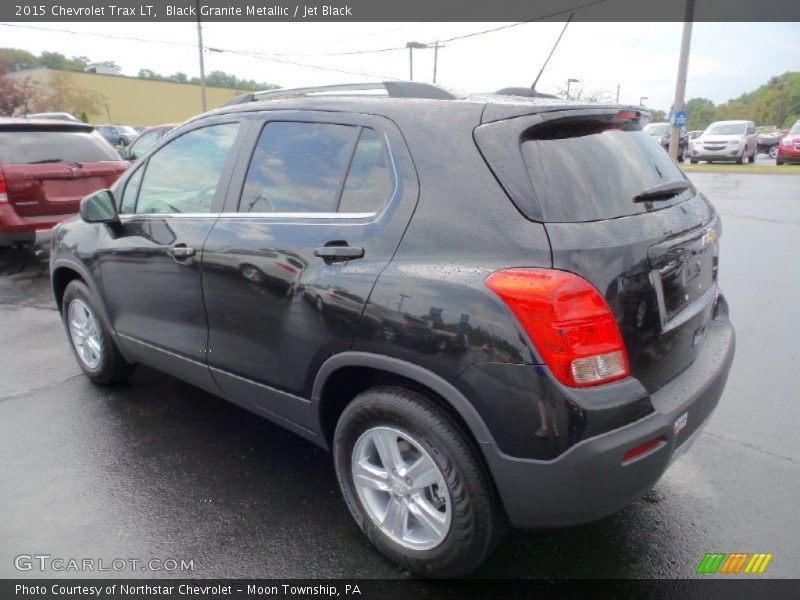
top-left (680, 162), bottom-right (800, 174)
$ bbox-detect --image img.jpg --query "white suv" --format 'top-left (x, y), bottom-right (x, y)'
top-left (690, 120), bottom-right (758, 164)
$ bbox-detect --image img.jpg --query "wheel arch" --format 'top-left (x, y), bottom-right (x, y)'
top-left (51, 259), bottom-right (116, 337)
top-left (311, 352), bottom-right (496, 452)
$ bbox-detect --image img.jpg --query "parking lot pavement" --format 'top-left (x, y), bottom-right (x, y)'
top-left (1, 171), bottom-right (799, 579)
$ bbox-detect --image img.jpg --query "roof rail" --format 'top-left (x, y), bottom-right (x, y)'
top-left (221, 81), bottom-right (456, 107)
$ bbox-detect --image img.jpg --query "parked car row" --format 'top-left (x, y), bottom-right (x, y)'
top-left (0, 116), bottom-right (176, 247)
top-left (644, 118), bottom-right (800, 166)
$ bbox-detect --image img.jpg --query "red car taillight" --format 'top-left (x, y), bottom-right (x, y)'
top-left (485, 268), bottom-right (630, 387)
top-left (0, 168), bottom-right (7, 203)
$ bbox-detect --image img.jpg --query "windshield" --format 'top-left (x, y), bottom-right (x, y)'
top-left (521, 124), bottom-right (691, 222)
top-left (705, 123), bottom-right (746, 136)
top-left (790, 122), bottom-right (800, 135)
top-left (644, 123), bottom-right (670, 136)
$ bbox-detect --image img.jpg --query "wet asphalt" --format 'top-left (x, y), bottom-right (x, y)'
top-left (1, 169), bottom-right (799, 579)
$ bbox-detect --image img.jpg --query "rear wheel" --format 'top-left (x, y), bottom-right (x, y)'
top-left (333, 387), bottom-right (502, 577)
top-left (748, 147), bottom-right (756, 163)
top-left (769, 145), bottom-right (779, 159)
top-left (62, 280), bottom-right (134, 385)
top-left (689, 158), bottom-right (698, 164)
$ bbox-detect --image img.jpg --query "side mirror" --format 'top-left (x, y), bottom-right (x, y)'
top-left (80, 189), bottom-right (119, 224)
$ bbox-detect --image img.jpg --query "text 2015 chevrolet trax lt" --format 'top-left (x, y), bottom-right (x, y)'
top-left (51, 83), bottom-right (735, 577)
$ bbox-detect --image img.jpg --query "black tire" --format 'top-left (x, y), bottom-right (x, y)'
top-left (689, 158), bottom-right (698, 164)
top-left (333, 386), bottom-right (502, 577)
top-left (748, 148), bottom-right (756, 163)
top-left (735, 152), bottom-right (744, 164)
top-left (776, 159), bottom-right (784, 165)
top-left (769, 145), bottom-right (778, 159)
top-left (61, 280), bottom-right (135, 385)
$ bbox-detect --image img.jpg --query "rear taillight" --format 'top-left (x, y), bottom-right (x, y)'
top-left (0, 168), bottom-right (7, 203)
top-left (485, 268), bottom-right (630, 387)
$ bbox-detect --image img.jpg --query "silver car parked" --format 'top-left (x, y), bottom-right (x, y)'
top-left (689, 120), bottom-right (758, 164)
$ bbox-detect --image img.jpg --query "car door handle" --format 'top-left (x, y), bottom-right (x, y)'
top-left (314, 244), bottom-right (365, 264)
top-left (167, 245), bottom-right (196, 263)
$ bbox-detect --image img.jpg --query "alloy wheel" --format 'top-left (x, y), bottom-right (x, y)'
top-left (68, 299), bottom-right (103, 369)
top-left (351, 426), bottom-right (452, 550)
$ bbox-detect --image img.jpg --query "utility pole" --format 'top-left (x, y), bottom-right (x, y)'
top-left (615, 84), bottom-right (620, 103)
top-left (669, 0), bottom-right (695, 160)
top-left (196, 0), bottom-right (207, 112)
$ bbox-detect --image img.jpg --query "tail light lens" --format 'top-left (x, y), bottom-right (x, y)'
top-left (485, 268), bottom-right (629, 387)
top-left (0, 168), bottom-right (7, 203)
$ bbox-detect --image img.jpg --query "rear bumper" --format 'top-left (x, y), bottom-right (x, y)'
top-left (0, 204), bottom-right (71, 246)
top-left (482, 315), bottom-right (735, 528)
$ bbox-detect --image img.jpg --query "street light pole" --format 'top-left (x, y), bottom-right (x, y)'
top-left (669, 0), bottom-right (695, 160)
top-left (405, 42), bottom-right (427, 82)
top-left (433, 41), bottom-right (440, 83)
top-left (195, 0), bottom-right (207, 112)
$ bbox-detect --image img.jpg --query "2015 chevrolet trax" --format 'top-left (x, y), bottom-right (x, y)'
top-left (50, 82), bottom-right (735, 577)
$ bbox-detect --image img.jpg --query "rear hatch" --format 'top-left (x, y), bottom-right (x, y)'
top-left (0, 125), bottom-right (126, 218)
top-left (475, 107), bottom-right (720, 393)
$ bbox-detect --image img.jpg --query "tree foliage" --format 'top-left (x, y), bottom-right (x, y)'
top-left (685, 72), bottom-right (800, 131)
top-left (0, 47), bottom-right (279, 92)
top-left (0, 58), bottom-right (42, 115)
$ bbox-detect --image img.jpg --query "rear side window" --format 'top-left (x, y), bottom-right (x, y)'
top-left (239, 122), bottom-right (393, 214)
top-left (520, 124), bottom-right (689, 222)
top-left (0, 130), bottom-right (120, 164)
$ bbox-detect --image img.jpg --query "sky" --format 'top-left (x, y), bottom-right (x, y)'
top-left (0, 21), bottom-right (798, 110)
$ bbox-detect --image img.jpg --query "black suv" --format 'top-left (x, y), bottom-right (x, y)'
top-left (50, 82), bottom-right (735, 577)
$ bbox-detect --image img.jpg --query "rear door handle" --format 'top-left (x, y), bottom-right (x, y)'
top-left (167, 244), bottom-right (196, 263)
top-left (314, 244), bottom-right (365, 264)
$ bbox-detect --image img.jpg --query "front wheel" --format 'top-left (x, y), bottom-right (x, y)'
top-left (62, 280), bottom-right (134, 385)
top-left (748, 147), bottom-right (757, 163)
top-left (769, 145), bottom-right (779, 159)
top-left (333, 387), bottom-right (502, 577)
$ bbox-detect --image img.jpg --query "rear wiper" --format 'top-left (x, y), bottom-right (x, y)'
top-left (633, 180), bottom-right (691, 203)
top-left (30, 158), bottom-right (83, 168)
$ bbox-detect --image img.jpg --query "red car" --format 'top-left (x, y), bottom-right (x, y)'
top-left (776, 120), bottom-right (800, 165)
top-left (0, 119), bottom-right (127, 247)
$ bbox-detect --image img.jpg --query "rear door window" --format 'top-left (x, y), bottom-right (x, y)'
top-left (238, 121), bottom-right (393, 215)
top-left (0, 130), bottom-right (120, 164)
top-left (520, 124), bottom-right (691, 222)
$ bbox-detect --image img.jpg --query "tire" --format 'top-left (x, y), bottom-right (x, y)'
top-left (748, 147), bottom-right (756, 163)
top-left (333, 387), bottom-right (502, 577)
top-left (776, 159), bottom-right (784, 166)
top-left (61, 280), bottom-right (134, 385)
top-left (735, 151), bottom-right (744, 165)
top-left (769, 145), bottom-right (778, 159)
top-left (689, 159), bottom-right (698, 164)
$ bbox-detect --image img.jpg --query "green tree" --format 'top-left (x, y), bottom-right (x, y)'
top-left (38, 51), bottom-right (88, 71)
top-left (0, 48), bottom-right (39, 71)
top-left (685, 98), bottom-right (715, 131)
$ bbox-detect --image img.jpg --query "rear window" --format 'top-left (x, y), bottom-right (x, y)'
top-left (0, 130), bottom-right (120, 164)
top-left (520, 124), bottom-right (691, 222)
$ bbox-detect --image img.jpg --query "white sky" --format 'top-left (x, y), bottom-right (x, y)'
top-left (1, 21), bottom-right (798, 109)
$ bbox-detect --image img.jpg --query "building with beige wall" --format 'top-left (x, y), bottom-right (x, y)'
top-left (9, 67), bottom-right (250, 126)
